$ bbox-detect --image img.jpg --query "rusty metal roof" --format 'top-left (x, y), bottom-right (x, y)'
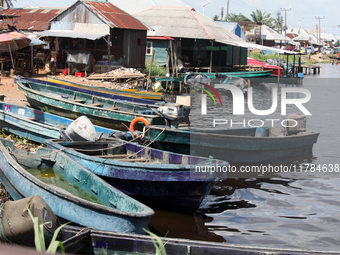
top-left (82, 1), bottom-right (148, 30)
top-left (0, 7), bottom-right (64, 31)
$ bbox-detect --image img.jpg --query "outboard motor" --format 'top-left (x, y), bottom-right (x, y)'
top-left (286, 113), bottom-right (307, 135)
top-left (60, 116), bottom-right (97, 141)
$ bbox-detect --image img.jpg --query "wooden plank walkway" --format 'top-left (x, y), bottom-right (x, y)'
top-left (299, 65), bottom-right (321, 75)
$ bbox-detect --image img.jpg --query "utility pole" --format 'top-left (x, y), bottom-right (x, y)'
top-left (315, 16), bottom-right (325, 45)
top-left (202, 1), bottom-right (210, 16)
top-left (280, 8), bottom-right (291, 37)
top-left (221, 7), bottom-right (224, 20)
top-left (226, 0), bottom-right (229, 21)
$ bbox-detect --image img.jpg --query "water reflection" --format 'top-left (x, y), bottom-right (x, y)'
top-left (153, 64), bottom-right (340, 251)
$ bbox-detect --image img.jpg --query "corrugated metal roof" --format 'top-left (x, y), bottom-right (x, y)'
top-left (246, 25), bottom-right (288, 41)
top-left (0, 7), bottom-right (65, 31)
top-left (51, 0), bottom-right (149, 31)
top-left (38, 30), bottom-right (107, 40)
top-left (134, 6), bottom-right (244, 42)
top-left (214, 21), bottom-right (248, 41)
top-left (109, 0), bottom-right (189, 15)
top-left (83, 1), bottom-right (148, 30)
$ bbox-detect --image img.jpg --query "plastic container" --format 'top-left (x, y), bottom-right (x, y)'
top-left (64, 116), bottom-right (96, 141)
top-left (75, 72), bottom-right (84, 77)
top-left (62, 68), bottom-right (69, 75)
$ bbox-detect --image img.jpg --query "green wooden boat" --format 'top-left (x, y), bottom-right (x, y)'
top-left (179, 70), bottom-right (273, 79)
top-left (17, 79), bottom-right (165, 131)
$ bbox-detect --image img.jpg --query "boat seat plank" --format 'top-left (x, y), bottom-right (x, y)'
top-left (94, 154), bottom-right (129, 159)
top-left (115, 158), bottom-right (148, 162)
top-left (71, 99), bottom-right (86, 103)
top-left (107, 107), bottom-right (120, 110)
top-left (88, 103), bottom-right (102, 107)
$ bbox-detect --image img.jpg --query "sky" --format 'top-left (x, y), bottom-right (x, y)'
top-left (11, 0), bottom-right (340, 36)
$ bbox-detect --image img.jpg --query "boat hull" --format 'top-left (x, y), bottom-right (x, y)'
top-left (60, 225), bottom-right (337, 255)
top-left (0, 102), bottom-right (129, 144)
top-left (15, 77), bottom-right (163, 105)
top-left (0, 138), bottom-right (153, 234)
top-left (47, 76), bottom-right (164, 101)
top-left (16, 80), bottom-right (165, 131)
top-left (45, 139), bottom-right (226, 213)
top-left (144, 126), bottom-right (320, 163)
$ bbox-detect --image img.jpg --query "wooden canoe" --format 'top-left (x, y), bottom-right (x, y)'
top-left (47, 76), bottom-right (164, 101)
top-left (0, 102), bottom-right (132, 144)
top-left (60, 225), bottom-right (338, 255)
top-left (0, 138), bottom-right (154, 234)
top-left (45, 138), bottom-right (228, 213)
top-left (14, 76), bottom-right (164, 106)
top-left (143, 126), bottom-right (320, 163)
top-left (16, 79), bottom-right (165, 131)
top-left (179, 70), bottom-right (273, 79)
top-left (0, 102), bottom-right (226, 212)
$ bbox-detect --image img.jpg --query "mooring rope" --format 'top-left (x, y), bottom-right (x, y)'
top-left (7, 147), bottom-right (66, 158)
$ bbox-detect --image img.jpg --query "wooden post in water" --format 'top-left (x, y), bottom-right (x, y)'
top-left (278, 54), bottom-right (280, 86)
top-left (147, 50), bottom-right (155, 91)
top-left (286, 54), bottom-right (289, 78)
top-left (293, 54), bottom-right (296, 77)
top-left (210, 41), bottom-right (213, 72)
top-left (170, 40), bottom-right (175, 90)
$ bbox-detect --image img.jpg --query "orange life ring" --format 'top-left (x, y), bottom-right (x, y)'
top-left (129, 117), bottom-right (151, 132)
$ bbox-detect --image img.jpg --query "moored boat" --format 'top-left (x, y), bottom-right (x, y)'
top-left (0, 102), bottom-right (135, 144)
top-left (179, 70), bottom-right (273, 79)
top-left (47, 76), bottom-right (165, 100)
top-left (45, 137), bottom-right (228, 213)
top-left (16, 79), bottom-right (165, 130)
top-left (14, 76), bottom-right (164, 106)
top-left (60, 225), bottom-right (340, 255)
top-left (0, 137), bottom-right (154, 234)
top-left (143, 125), bottom-right (320, 163)
top-left (0, 102), bottom-right (224, 212)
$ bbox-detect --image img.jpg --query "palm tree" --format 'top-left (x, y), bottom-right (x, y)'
top-left (212, 14), bottom-right (220, 21)
top-left (250, 9), bottom-right (275, 28)
top-left (227, 13), bottom-right (251, 22)
top-left (0, 0), bottom-right (16, 8)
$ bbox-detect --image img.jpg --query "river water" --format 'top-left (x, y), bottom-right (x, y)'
top-left (149, 63), bottom-right (340, 251)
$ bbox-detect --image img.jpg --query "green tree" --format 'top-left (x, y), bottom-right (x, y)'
top-left (273, 16), bottom-right (283, 33)
top-left (0, 0), bottom-right (16, 8)
top-left (212, 14), bottom-right (220, 21)
top-left (227, 12), bottom-right (251, 22)
top-left (250, 9), bottom-right (275, 28)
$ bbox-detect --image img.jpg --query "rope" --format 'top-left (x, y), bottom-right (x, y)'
top-left (124, 127), bottom-right (167, 159)
top-left (75, 227), bottom-right (94, 236)
top-left (7, 147), bottom-right (66, 158)
top-left (70, 128), bottom-right (152, 153)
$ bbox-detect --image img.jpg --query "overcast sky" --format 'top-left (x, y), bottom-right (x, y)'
top-left (12, 0), bottom-right (340, 36)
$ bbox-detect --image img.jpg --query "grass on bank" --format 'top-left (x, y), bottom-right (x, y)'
top-left (249, 51), bottom-right (335, 65)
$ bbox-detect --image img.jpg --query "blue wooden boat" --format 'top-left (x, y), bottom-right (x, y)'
top-left (0, 102), bottom-right (131, 144)
top-left (0, 137), bottom-right (154, 234)
top-left (14, 76), bottom-right (164, 106)
top-left (0, 102), bottom-right (226, 212)
top-left (45, 138), bottom-right (228, 213)
top-left (16, 79), bottom-right (165, 130)
top-left (143, 126), bottom-right (320, 163)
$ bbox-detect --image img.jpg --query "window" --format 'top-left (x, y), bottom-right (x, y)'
top-left (146, 41), bottom-right (153, 55)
